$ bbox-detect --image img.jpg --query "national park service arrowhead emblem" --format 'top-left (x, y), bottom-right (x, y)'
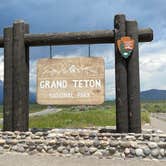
top-left (117, 36), bottom-right (135, 59)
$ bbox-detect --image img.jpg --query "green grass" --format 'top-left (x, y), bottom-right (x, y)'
top-left (141, 111), bottom-right (150, 124)
top-left (0, 100), bottom-right (165, 128)
top-left (141, 100), bottom-right (166, 113)
top-left (29, 108), bottom-right (116, 128)
top-left (29, 104), bottom-right (47, 113)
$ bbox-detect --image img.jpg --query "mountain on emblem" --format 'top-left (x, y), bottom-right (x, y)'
top-left (117, 36), bottom-right (135, 59)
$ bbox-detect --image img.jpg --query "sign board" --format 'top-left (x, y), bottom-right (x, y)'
top-left (37, 57), bottom-right (105, 105)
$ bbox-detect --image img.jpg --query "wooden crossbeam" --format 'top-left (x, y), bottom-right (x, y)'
top-left (0, 28), bottom-right (153, 47)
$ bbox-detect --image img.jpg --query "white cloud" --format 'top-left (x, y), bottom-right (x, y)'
top-left (139, 40), bottom-right (166, 90)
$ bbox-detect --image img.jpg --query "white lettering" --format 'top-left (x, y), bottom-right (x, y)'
top-left (39, 80), bottom-right (67, 89)
top-left (72, 80), bottom-right (102, 88)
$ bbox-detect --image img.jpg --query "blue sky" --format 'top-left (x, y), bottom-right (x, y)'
top-left (0, 0), bottom-right (165, 99)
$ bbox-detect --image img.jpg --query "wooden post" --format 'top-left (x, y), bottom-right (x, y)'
top-left (126, 21), bottom-right (141, 133)
top-left (3, 27), bottom-right (13, 131)
top-left (25, 23), bottom-right (30, 130)
top-left (13, 21), bottom-right (29, 131)
top-left (114, 15), bottom-right (129, 133)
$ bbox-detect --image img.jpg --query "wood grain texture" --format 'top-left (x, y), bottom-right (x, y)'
top-left (37, 57), bottom-right (105, 105)
top-left (126, 21), bottom-right (141, 133)
top-left (3, 27), bottom-right (13, 131)
top-left (24, 24), bottom-right (30, 131)
top-left (13, 22), bottom-right (29, 131)
top-left (114, 14), bottom-right (129, 133)
top-left (0, 28), bottom-right (153, 47)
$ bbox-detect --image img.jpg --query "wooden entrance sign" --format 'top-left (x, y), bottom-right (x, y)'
top-left (37, 57), bottom-right (105, 105)
top-left (1, 14), bottom-right (153, 132)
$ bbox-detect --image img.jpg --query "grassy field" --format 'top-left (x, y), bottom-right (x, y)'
top-left (141, 100), bottom-right (166, 113)
top-left (29, 108), bottom-right (116, 128)
top-left (0, 100), bottom-right (165, 128)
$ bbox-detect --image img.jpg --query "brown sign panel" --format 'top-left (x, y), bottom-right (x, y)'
top-left (37, 57), bottom-right (105, 105)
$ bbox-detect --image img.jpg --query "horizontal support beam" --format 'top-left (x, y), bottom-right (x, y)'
top-left (0, 28), bottom-right (153, 47)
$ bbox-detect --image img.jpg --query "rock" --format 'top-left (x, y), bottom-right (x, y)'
top-left (29, 145), bottom-right (36, 151)
top-left (57, 146), bottom-right (65, 153)
top-left (71, 131), bottom-right (79, 137)
top-left (0, 139), bottom-right (6, 145)
top-left (12, 145), bottom-right (18, 152)
top-left (79, 146), bottom-right (89, 154)
top-left (157, 155), bottom-right (162, 159)
top-left (17, 145), bottom-right (25, 153)
top-left (135, 148), bottom-right (143, 157)
top-left (31, 135), bottom-right (40, 139)
top-left (156, 129), bottom-right (163, 134)
top-left (75, 152), bottom-right (82, 158)
top-left (85, 140), bottom-right (93, 147)
top-left (130, 148), bottom-right (135, 155)
top-left (158, 142), bottom-right (166, 148)
top-left (124, 148), bottom-right (130, 155)
top-left (34, 140), bottom-right (43, 144)
top-left (93, 139), bottom-right (100, 147)
top-left (74, 147), bottom-right (79, 153)
top-left (35, 132), bottom-right (43, 136)
top-left (121, 153), bottom-right (125, 159)
top-left (151, 149), bottom-right (159, 158)
top-left (138, 136), bottom-right (143, 141)
top-left (89, 147), bottom-right (97, 154)
top-left (94, 151), bottom-right (103, 158)
top-left (3, 144), bottom-right (9, 149)
top-left (153, 136), bottom-right (160, 142)
top-left (159, 149), bottom-right (165, 157)
top-left (143, 147), bottom-right (151, 156)
top-left (47, 133), bottom-right (57, 138)
top-left (12, 145), bottom-right (25, 153)
top-left (6, 139), bottom-right (18, 145)
top-left (113, 152), bottom-right (121, 158)
top-left (62, 149), bottom-right (69, 154)
top-left (125, 136), bottom-right (136, 141)
top-left (36, 145), bottom-right (43, 152)
top-left (143, 128), bottom-right (152, 134)
top-left (120, 142), bottom-right (130, 148)
top-left (78, 140), bottom-right (85, 147)
top-left (47, 148), bottom-right (54, 154)
top-left (0, 146), bottom-right (4, 154)
top-left (70, 141), bottom-right (77, 147)
top-left (89, 132), bottom-right (97, 138)
top-left (109, 141), bottom-right (119, 147)
top-left (108, 147), bottom-right (116, 155)
top-left (148, 142), bottom-right (158, 149)
top-left (100, 140), bottom-right (109, 147)
top-left (102, 150), bottom-right (109, 156)
top-left (48, 139), bottom-right (57, 145)
top-left (130, 141), bottom-right (137, 148)
top-left (70, 148), bottom-right (75, 154)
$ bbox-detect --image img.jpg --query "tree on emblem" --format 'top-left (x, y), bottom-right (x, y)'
top-left (117, 36), bottom-right (135, 59)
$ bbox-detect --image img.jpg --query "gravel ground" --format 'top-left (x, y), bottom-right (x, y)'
top-left (0, 154), bottom-right (165, 166)
top-left (143, 113), bottom-right (166, 133)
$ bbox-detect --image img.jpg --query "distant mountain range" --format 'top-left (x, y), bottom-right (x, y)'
top-left (140, 89), bottom-right (166, 101)
top-left (0, 80), bottom-right (165, 104)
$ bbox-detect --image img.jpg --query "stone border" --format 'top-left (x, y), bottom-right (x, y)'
top-left (0, 129), bottom-right (166, 159)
